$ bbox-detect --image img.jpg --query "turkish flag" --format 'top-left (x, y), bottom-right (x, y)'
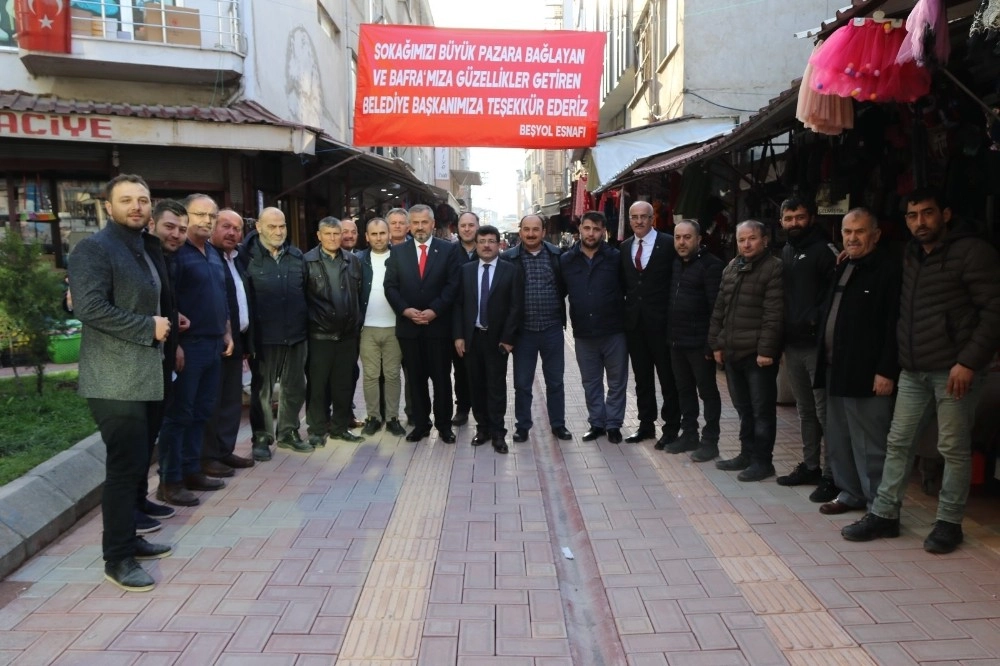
top-left (15, 0), bottom-right (71, 53)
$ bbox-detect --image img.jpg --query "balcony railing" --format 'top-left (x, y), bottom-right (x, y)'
top-left (68, 0), bottom-right (243, 54)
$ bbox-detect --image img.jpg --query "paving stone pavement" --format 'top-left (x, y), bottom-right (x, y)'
top-left (1, 331), bottom-right (999, 665)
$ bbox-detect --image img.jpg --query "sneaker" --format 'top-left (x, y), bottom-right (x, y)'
top-left (737, 462), bottom-right (775, 482)
top-left (841, 513), bottom-right (900, 542)
top-left (665, 431), bottom-right (699, 454)
top-left (361, 418), bottom-right (382, 436)
top-left (716, 453), bottom-right (751, 471)
top-left (141, 500), bottom-right (175, 519)
top-left (277, 432), bottom-right (313, 453)
top-left (689, 441), bottom-right (719, 463)
top-left (776, 462), bottom-right (822, 486)
top-left (133, 536), bottom-right (172, 560)
top-left (385, 419), bottom-right (407, 437)
top-left (924, 520), bottom-right (964, 554)
top-left (134, 510), bottom-right (161, 535)
top-left (104, 557), bottom-right (155, 592)
top-left (809, 477), bottom-right (839, 503)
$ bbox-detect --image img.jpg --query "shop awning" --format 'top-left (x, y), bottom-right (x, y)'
top-left (538, 196), bottom-right (570, 217)
top-left (0, 90), bottom-right (319, 154)
top-left (793, 0), bottom-right (975, 40)
top-left (581, 116), bottom-right (737, 192)
top-left (429, 185), bottom-right (463, 215)
top-left (635, 82), bottom-right (801, 176)
top-left (450, 168), bottom-right (482, 187)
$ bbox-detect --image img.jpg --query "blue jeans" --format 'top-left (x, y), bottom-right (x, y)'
top-left (513, 325), bottom-right (566, 430)
top-left (872, 369), bottom-right (987, 525)
top-left (574, 333), bottom-right (628, 429)
top-left (724, 354), bottom-right (779, 465)
top-left (158, 337), bottom-right (222, 483)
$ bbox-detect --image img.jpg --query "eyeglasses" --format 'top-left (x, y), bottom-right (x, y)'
top-left (188, 212), bottom-right (219, 220)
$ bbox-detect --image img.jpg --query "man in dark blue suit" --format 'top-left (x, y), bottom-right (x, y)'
top-left (453, 226), bottom-right (524, 453)
top-left (384, 204), bottom-right (462, 443)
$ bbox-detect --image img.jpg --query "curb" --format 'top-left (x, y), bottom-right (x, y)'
top-left (0, 432), bottom-right (104, 580)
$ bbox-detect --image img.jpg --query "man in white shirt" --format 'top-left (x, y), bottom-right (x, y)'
top-left (358, 218), bottom-right (407, 437)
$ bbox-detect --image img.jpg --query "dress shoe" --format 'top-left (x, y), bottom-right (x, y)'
top-left (277, 431), bottom-right (313, 453)
top-left (777, 462), bottom-right (822, 486)
top-left (471, 430), bottom-right (490, 446)
top-left (386, 419), bottom-right (407, 437)
top-left (438, 429), bottom-right (457, 444)
top-left (251, 433), bottom-right (273, 462)
top-left (308, 435), bottom-right (326, 448)
top-left (104, 557), bottom-right (155, 592)
top-left (220, 453), bottom-right (254, 469)
top-left (133, 536), bottom-right (171, 560)
top-left (492, 437), bottom-right (509, 454)
top-left (689, 441), bottom-right (719, 463)
top-left (716, 453), bottom-right (751, 471)
top-left (330, 430), bottom-right (365, 443)
top-left (924, 520), bottom-right (963, 554)
top-left (624, 427), bottom-right (655, 444)
top-left (134, 510), bottom-right (161, 535)
top-left (607, 428), bottom-right (623, 444)
top-left (737, 462), bottom-right (775, 482)
top-left (361, 418), bottom-right (383, 436)
top-left (820, 499), bottom-right (861, 515)
top-left (581, 427), bottom-right (605, 441)
top-left (551, 426), bottom-right (572, 441)
top-left (156, 482), bottom-right (199, 507)
top-left (451, 410), bottom-right (470, 426)
top-left (841, 513), bottom-right (900, 541)
top-left (406, 428), bottom-right (430, 442)
top-left (809, 477), bottom-right (840, 503)
top-left (665, 431), bottom-right (699, 454)
top-left (654, 432), bottom-right (678, 450)
top-left (513, 428), bottom-right (529, 442)
top-left (201, 459), bottom-right (235, 478)
top-left (141, 500), bottom-right (175, 519)
top-left (183, 473), bottom-right (225, 492)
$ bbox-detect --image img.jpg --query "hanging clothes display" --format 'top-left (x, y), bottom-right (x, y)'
top-left (895, 0), bottom-right (950, 67)
top-left (969, 0), bottom-right (1000, 55)
top-left (809, 17), bottom-right (931, 103)
top-left (797, 43), bottom-right (855, 135)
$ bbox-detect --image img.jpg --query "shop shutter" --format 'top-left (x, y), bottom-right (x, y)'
top-left (117, 146), bottom-right (224, 185)
top-left (0, 140), bottom-right (107, 164)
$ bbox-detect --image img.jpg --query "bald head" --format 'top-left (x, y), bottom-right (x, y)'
top-left (258, 207), bottom-right (287, 252)
top-left (212, 209), bottom-right (243, 253)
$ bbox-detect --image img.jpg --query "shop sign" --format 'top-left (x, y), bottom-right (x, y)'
top-left (353, 25), bottom-right (605, 149)
top-left (817, 195), bottom-right (850, 216)
top-left (0, 111), bottom-right (113, 142)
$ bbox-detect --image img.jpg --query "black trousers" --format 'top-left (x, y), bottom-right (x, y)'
top-left (306, 337), bottom-right (358, 435)
top-left (465, 330), bottom-right (510, 436)
top-left (139, 365), bottom-right (172, 505)
top-left (452, 346), bottom-right (472, 414)
top-left (399, 336), bottom-right (453, 431)
top-left (203, 353), bottom-right (244, 461)
top-left (89, 398), bottom-right (158, 562)
top-left (626, 324), bottom-right (680, 433)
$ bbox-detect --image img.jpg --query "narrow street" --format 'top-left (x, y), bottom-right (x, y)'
top-left (1, 332), bottom-right (999, 665)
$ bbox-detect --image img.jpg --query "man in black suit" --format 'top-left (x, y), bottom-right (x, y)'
top-left (384, 204), bottom-right (462, 443)
top-left (453, 225), bottom-right (524, 453)
top-left (451, 211), bottom-right (481, 427)
top-left (620, 200), bottom-right (680, 448)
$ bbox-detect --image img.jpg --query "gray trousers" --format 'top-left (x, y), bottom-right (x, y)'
top-left (574, 333), bottom-right (629, 430)
top-left (826, 391), bottom-right (894, 509)
top-left (249, 341), bottom-right (307, 441)
top-left (784, 345), bottom-right (828, 473)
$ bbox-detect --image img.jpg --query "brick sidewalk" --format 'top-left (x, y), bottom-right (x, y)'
top-left (1, 330), bottom-right (999, 665)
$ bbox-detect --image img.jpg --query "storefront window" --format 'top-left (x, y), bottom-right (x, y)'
top-left (58, 181), bottom-right (105, 255)
top-left (16, 181), bottom-right (56, 247)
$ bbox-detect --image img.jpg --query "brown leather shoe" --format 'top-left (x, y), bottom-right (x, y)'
top-left (183, 473), bottom-right (225, 491)
top-left (201, 460), bottom-right (235, 478)
top-left (220, 453), bottom-right (254, 469)
top-left (156, 482), bottom-right (199, 507)
top-left (350, 418), bottom-right (365, 429)
top-left (820, 499), bottom-right (861, 515)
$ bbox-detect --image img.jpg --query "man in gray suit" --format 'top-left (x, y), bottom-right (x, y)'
top-left (69, 174), bottom-right (173, 592)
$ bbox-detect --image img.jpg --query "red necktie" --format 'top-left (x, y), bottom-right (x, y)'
top-left (418, 243), bottom-right (427, 278)
top-left (635, 238), bottom-right (644, 271)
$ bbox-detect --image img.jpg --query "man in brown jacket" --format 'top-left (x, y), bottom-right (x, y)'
top-left (842, 189), bottom-right (1000, 554)
top-left (708, 220), bottom-right (784, 482)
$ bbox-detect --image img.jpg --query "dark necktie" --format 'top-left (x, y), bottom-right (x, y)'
top-left (418, 243), bottom-right (427, 278)
top-left (635, 238), bottom-right (644, 271)
top-left (479, 263), bottom-right (490, 328)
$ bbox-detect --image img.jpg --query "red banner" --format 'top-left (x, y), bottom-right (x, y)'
top-left (353, 25), bottom-right (606, 149)
top-left (14, 0), bottom-right (71, 53)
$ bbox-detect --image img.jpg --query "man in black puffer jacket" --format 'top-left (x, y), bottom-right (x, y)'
top-left (843, 189), bottom-right (1000, 554)
top-left (667, 220), bottom-right (723, 462)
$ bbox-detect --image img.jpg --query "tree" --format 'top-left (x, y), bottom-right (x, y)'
top-left (0, 229), bottom-right (67, 394)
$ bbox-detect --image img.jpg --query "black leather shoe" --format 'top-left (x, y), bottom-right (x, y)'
top-left (451, 411), bottom-right (470, 426)
top-left (386, 419), bottom-right (407, 437)
top-left (924, 520), bottom-right (964, 554)
top-left (666, 432), bottom-right (700, 454)
top-left (471, 430), bottom-right (490, 446)
top-left (183, 474), bottom-right (225, 491)
top-left (581, 427), bottom-right (605, 441)
top-left (493, 437), bottom-right (509, 454)
top-left (841, 513), bottom-right (900, 542)
top-left (330, 430), bottom-right (365, 443)
top-left (439, 429), bottom-right (457, 444)
top-left (104, 557), bottom-right (155, 592)
top-left (551, 426), bottom-right (572, 441)
top-left (361, 418), bottom-right (382, 436)
top-left (513, 428), bottom-right (529, 443)
top-left (607, 428), bottom-right (623, 444)
top-left (654, 432), bottom-right (678, 450)
top-left (406, 429), bottom-right (430, 442)
top-left (716, 453), bottom-right (751, 471)
top-left (624, 427), bottom-right (655, 444)
top-left (133, 536), bottom-right (172, 560)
